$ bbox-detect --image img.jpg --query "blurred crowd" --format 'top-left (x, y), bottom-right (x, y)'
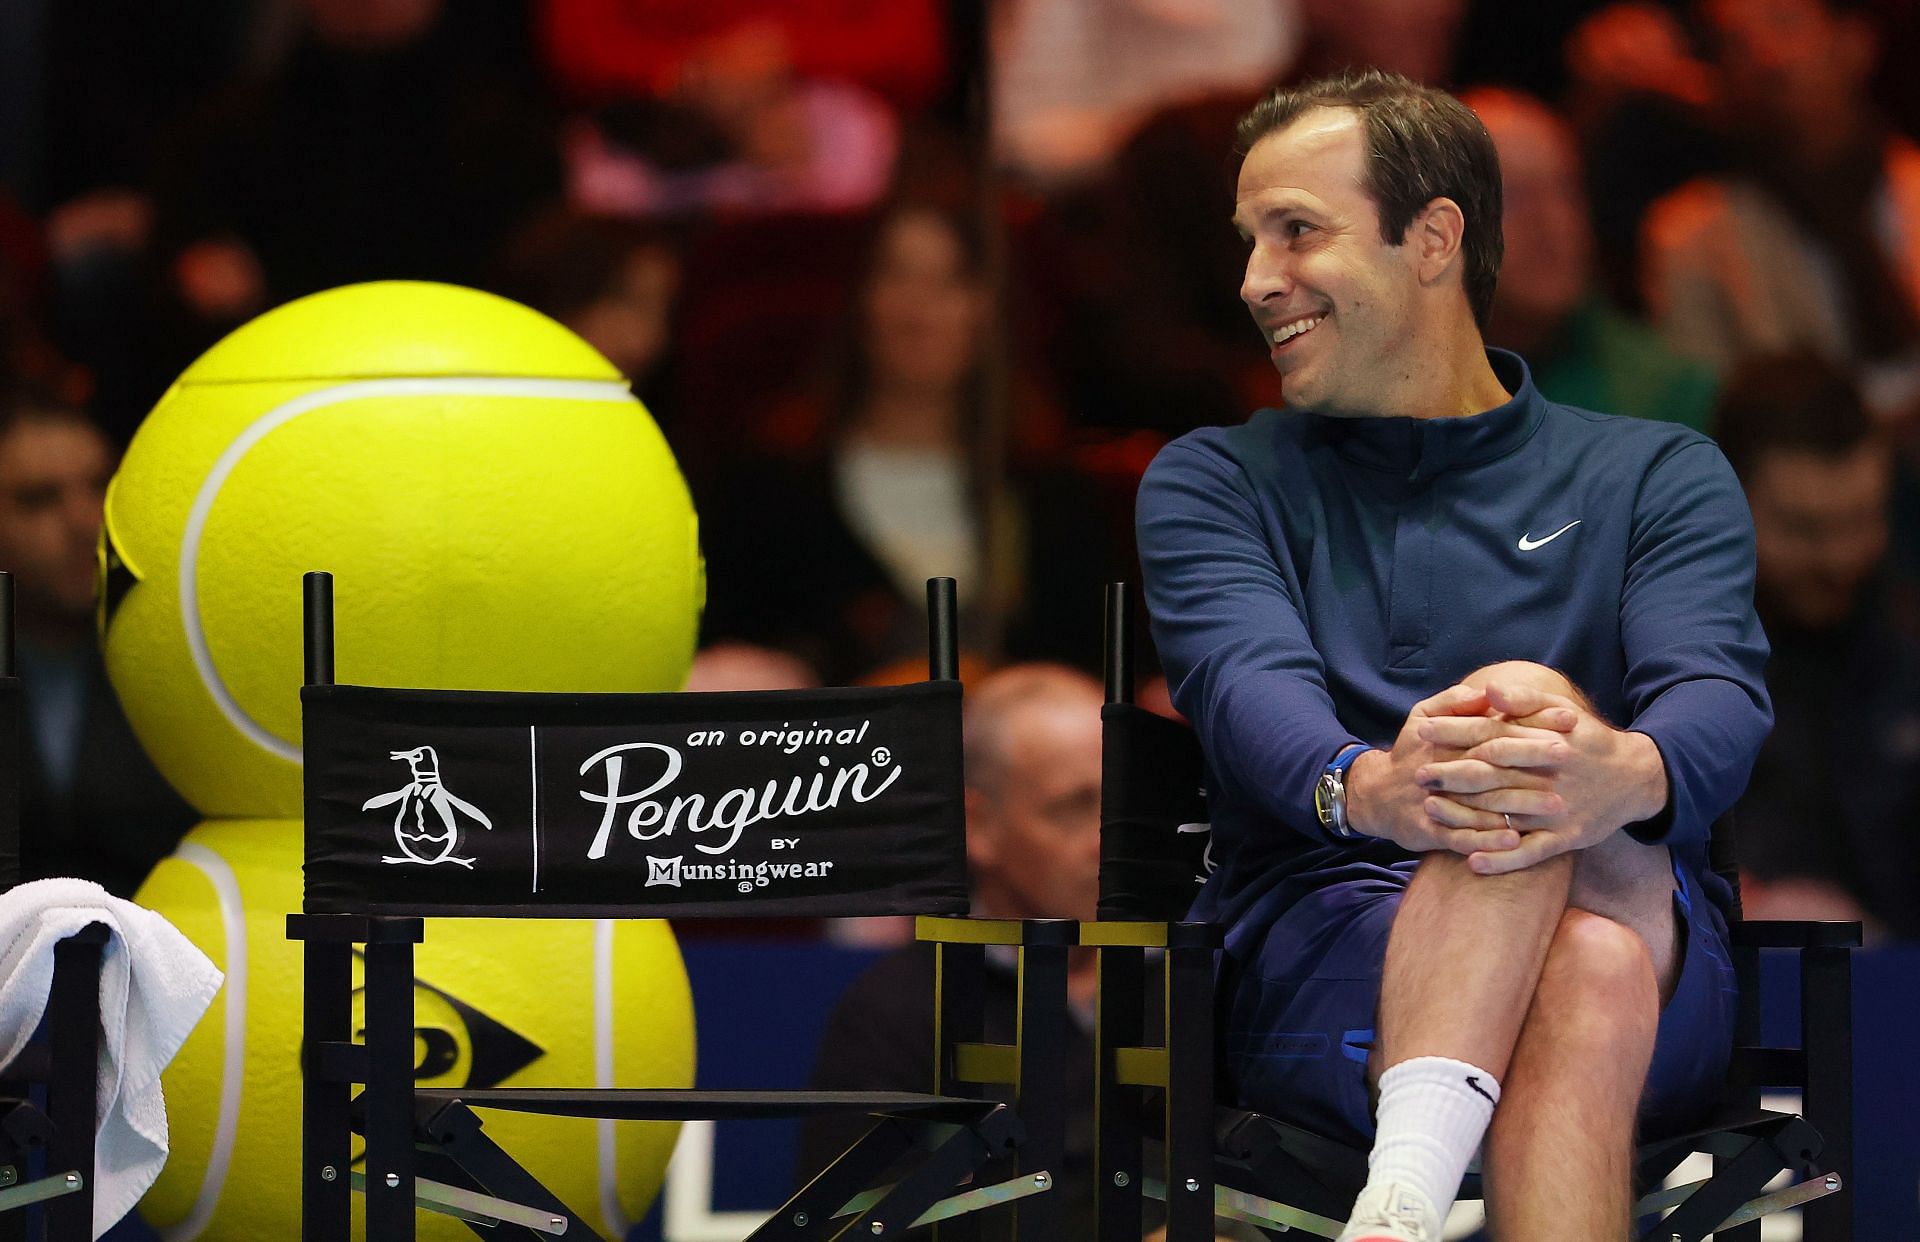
top-left (2, 0), bottom-right (1920, 939)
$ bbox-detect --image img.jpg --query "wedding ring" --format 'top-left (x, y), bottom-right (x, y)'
top-left (1503, 813), bottom-right (1514, 830)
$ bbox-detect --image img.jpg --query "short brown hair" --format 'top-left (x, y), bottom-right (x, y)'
top-left (1235, 69), bottom-right (1504, 329)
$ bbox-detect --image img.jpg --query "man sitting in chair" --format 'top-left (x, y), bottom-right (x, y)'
top-left (1136, 71), bottom-right (1768, 1241)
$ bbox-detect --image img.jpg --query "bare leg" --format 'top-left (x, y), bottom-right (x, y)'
top-left (1484, 909), bottom-right (1660, 1239)
top-left (1376, 658), bottom-right (1679, 1077)
top-left (1376, 849), bottom-right (1572, 1075)
top-left (1364, 659), bottom-right (1681, 1239)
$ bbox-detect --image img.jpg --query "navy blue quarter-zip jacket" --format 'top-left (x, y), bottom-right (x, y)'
top-left (1137, 351), bottom-right (1770, 958)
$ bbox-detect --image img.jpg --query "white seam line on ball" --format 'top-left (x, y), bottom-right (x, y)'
top-left (178, 377), bottom-right (636, 763)
top-left (159, 842), bottom-right (249, 1242)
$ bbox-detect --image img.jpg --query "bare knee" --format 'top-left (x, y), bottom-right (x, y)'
top-left (1536, 909), bottom-right (1660, 1045)
top-left (1462, 660), bottom-right (1574, 698)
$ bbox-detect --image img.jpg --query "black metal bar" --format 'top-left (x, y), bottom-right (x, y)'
top-left (362, 937), bottom-right (418, 1240)
top-left (1644, 1136), bottom-right (1777, 1242)
top-left (843, 1120), bottom-right (999, 1241)
top-left (928, 578), bottom-right (959, 681)
top-left (1010, 926), bottom-right (1071, 1242)
top-left (1094, 944), bottom-right (1147, 1242)
top-left (0, 572), bottom-right (14, 677)
top-left (1800, 945), bottom-right (1853, 1242)
top-left (932, 938), bottom-right (990, 1242)
top-left (46, 925), bottom-right (108, 1242)
top-left (1104, 582), bottom-right (1132, 705)
top-left (415, 1101), bottom-right (599, 1240)
top-left (1163, 933), bottom-right (1215, 1241)
top-left (288, 912), bottom-right (424, 945)
top-left (301, 937), bottom-right (355, 1240)
top-left (750, 1115), bottom-right (925, 1240)
top-left (935, 941), bottom-right (987, 1094)
top-left (304, 572), bottom-right (334, 687)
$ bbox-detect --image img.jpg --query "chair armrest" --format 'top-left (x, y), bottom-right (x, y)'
top-left (1732, 920), bottom-right (1863, 950)
top-left (1080, 920), bottom-right (1224, 950)
top-left (915, 915), bottom-right (1078, 948)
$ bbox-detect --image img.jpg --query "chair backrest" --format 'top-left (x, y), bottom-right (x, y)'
top-left (0, 572), bottom-right (21, 890)
top-left (299, 572), bottom-right (970, 922)
top-left (1097, 582), bottom-right (1210, 921)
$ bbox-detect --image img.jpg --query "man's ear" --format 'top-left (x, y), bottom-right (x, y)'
top-left (1411, 196), bottom-right (1467, 286)
top-left (964, 787), bottom-right (1000, 873)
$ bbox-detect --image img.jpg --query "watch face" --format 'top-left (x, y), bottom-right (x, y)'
top-left (1315, 772), bottom-right (1337, 825)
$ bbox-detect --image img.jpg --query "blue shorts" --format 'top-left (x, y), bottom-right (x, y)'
top-left (1220, 859), bottom-right (1738, 1147)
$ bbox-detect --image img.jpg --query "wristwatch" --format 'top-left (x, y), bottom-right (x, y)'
top-left (1315, 743), bottom-right (1373, 839)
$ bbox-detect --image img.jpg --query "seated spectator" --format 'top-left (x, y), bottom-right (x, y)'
top-left (1467, 87), bottom-right (1718, 432)
top-left (697, 198), bottom-right (1126, 682)
top-left (1292, 0), bottom-right (1467, 86)
top-left (798, 664), bottom-right (1111, 1235)
top-left (546, 4), bottom-right (908, 219)
top-left (1040, 95), bottom-right (1283, 438)
top-left (1716, 354), bottom-right (1920, 939)
top-left (991, 0), bottom-right (1301, 190)
top-left (149, 0), bottom-right (560, 342)
top-left (538, 0), bottom-right (945, 114)
top-left (1563, 2), bottom-right (1726, 315)
top-left (0, 387), bottom-right (193, 895)
top-left (1641, 0), bottom-right (1920, 420)
top-left (491, 208), bottom-right (684, 427)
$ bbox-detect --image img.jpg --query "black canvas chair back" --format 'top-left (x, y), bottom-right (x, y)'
top-left (1090, 581), bottom-right (1858, 1242)
top-left (291, 572), bottom-right (1073, 1241)
top-left (0, 572), bottom-right (106, 1241)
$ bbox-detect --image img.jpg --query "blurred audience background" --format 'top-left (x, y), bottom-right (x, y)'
top-left (1, 0), bottom-right (1917, 934)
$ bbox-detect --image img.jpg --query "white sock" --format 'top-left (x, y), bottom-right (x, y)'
top-left (1361, 1056), bottom-right (1500, 1223)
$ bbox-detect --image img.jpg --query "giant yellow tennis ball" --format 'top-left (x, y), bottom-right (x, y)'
top-left (101, 280), bottom-right (704, 819)
top-left (135, 820), bottom-right (694, 1240)
top-left (104, 283), bottom-right (703, 1238)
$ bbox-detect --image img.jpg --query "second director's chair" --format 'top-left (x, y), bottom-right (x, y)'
top-left (1087, 582), bottom-right (1859, 1242)
top-left (290, 573), bottom-right (1075, 1241)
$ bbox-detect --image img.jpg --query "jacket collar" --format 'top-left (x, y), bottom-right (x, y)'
top-left (1308, 349), bottom-right (1544, 481)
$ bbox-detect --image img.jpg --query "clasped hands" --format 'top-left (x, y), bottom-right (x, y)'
top-left (1345, 674), bottom-right (1667, 875)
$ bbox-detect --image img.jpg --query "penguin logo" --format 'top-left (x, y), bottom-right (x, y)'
top-left (363, 745), bottom-right (494, 868)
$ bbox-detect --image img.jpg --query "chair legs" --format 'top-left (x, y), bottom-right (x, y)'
top-left (295, 913), bottom-right (1048, 1241)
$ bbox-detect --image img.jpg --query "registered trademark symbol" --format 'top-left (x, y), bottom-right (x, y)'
top-left (737, 881), bottom-right (753, 893)
top-left (872, 747), bottom-right (891, 766)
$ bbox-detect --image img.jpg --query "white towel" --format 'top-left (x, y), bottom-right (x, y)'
top-left (0, 878), bottom-right (222, 1238)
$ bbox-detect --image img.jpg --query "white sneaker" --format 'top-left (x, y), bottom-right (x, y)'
top-left (1335, 1182), bottom-right (1442, 1242)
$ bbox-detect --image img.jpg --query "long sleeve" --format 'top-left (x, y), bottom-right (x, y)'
top-left (1136, 439), bottom-right (1361, 843)
top-left (1619, 441), bottom-right (1773, 847)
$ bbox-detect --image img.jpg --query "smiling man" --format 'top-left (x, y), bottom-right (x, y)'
top-left (1135, 71), bottom-right (1770, 1240)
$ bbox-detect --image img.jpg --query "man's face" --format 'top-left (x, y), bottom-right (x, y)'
top-left (970, 693), bottom-right (1103, 922)
top-left (1748, 442), bottom-right (1891, 629)
top-left (1475, 95), bottom-right (1590, 328)
top-left (0, 416), bottom-right (111, 625)
top-left (1234, 109), bottom-right (1426, 418)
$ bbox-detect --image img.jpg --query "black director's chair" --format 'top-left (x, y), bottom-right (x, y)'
top-left (1088, 581), bottom-right (1859, 1242)
top-left (0, 571), bottom-right (108, 1241)
top-left (290, 573), bottom-right (1075, 1241)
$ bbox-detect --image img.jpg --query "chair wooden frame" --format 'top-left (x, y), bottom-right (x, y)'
top-left (1088, 581), bottom-right (1859, 1242)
